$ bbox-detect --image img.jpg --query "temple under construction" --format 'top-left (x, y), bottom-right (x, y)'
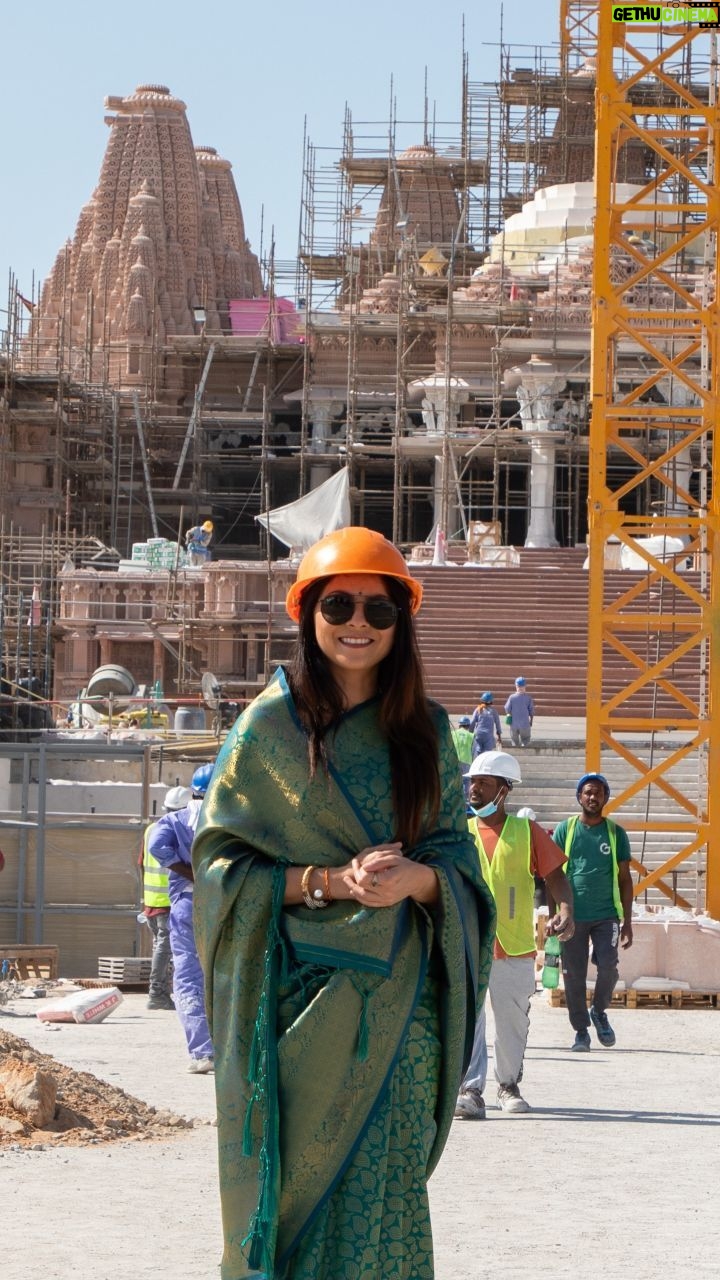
top-left (0, 18), bottom-right (714, 712)
top-left (3, 2), bottom-right (720, 927)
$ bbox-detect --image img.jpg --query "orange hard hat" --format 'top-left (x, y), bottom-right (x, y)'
top-left (285, 527), bottom-right (423, 621)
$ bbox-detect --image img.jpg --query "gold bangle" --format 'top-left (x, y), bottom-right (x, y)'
top-left (322, 867), bottom-right (332, 903)
top-left (301, 864), bottom-right (316, 909)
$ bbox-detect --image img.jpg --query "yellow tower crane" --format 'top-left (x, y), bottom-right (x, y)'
top-left (560, 0), bottom-right (600, 70)
top-left (588, 10), bottom-right (720, 916)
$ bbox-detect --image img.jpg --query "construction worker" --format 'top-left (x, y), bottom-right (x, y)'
top-left (184, 518), bottom-right (214, 566)
top-left (148, 763), bottom-right (215, 1072)
top-left (141, 786), bottom-right (190, 1011)
top-left (551, 772), bottom-right (633, 1051)
top-left (451, 715), bottom-right (474, 768)
top-left (455, 750), bottom-right (574, 1118)
top-left (470, 692), bottom-right (503, 756)
top-left (504, 675), bottom-right (534, 748)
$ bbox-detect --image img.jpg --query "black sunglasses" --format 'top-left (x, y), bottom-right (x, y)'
top-left (318, 591), bottom-right (399, 630)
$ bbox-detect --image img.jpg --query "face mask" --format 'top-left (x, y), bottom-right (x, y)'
top-left (469, 786), bottom-right (505, 819)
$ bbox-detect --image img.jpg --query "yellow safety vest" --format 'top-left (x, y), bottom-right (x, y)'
top-left (143, 821), bottom-right (170, 909)
top-left (451, 726), bottom-right (474, 766)
top-left (564, 815), bottom-right (623, 919)
top-left (468, 814), bottom-right (535, 955)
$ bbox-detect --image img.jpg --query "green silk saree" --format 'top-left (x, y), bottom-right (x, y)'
top-left (193, 669), bottom-right (495, 1279)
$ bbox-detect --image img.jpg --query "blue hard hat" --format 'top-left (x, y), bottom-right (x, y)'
top-left (576, 772), bottom-right (610, 799)
top-left (191, 763), bottom-right (215, 796)
top-left (515, 676), bottom-right (526, 686)
top-left (479, 692), bottom-right (493, 704)
top-left (458, 715), bottom-right (472, 728)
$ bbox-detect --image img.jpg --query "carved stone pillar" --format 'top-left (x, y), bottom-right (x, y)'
top-left (411, 376), bottom-right (470, 438)
top-left (308, 397), bottom-right (344, 490)
top-left (410, 376), bottom-right (470, 537)
top-left (432, 455), bottom-right (463, 539)
top-left (511, 355), bottom-right (566, 548)
top-left (526, 441), bottom-right (560, 548)
top-left (308, 398), bottom-right (344, 455)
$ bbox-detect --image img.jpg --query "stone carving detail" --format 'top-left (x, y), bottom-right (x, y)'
top-left (26, 85), bottom-right (262, 384)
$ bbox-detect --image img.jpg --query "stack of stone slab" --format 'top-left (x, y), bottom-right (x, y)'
top-left (618, 911), bottom-right (720, 992)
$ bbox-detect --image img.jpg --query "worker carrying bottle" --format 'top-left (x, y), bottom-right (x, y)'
top-left (455, 750), bottom-right (574, 1119)
top-left (185, 519), bottom-right (214, 567)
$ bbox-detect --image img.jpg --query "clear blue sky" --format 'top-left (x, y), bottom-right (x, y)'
top-left (1, 0), bottom-right (560, 305)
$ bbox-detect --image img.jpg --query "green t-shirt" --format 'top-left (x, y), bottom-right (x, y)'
top-left (552, 817), bottom-right (631, 921)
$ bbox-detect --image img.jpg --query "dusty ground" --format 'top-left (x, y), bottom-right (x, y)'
top-left (0, 990), bottom-right (718, 1280)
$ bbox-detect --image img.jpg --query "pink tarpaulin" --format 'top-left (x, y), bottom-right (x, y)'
top-left (228, 298), bottom-right (304, 343)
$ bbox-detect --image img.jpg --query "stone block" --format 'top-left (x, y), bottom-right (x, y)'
top-left (0, 1057), bottom-right (57, 1126)
top-left (665, 919), bottom-right (720, 991)
top-left (618, 919), bottom-right (664, 985)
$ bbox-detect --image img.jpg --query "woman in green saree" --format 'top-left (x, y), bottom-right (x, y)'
top-left (192, 527), bottom-right (495, 1280)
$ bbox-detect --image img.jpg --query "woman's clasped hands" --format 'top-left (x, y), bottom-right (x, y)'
top-left (342, 843), bottom-right (438, 907)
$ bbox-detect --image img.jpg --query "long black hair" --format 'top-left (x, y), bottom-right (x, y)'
top-left (286, 575), bottom-right (441, 848)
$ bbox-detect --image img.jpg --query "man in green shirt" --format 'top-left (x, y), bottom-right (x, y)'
top-left (551, 773), bottom-right (634, 1051)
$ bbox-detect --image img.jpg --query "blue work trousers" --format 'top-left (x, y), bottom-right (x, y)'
top-left (168, 894), bottom-right (213, 1061)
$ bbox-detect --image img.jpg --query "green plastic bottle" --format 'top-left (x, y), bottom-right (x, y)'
top-left (541, 932), bottom-right (561, 989)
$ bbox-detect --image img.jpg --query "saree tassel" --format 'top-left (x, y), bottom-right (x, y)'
top-left (242, 1090), bottom-right (256, 1157)
top-left (246, 1218), bottom-right (273, 1274)
top-left (248, 1017), bottom-right (262, 1084)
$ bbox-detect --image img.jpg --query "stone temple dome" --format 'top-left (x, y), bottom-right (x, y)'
top-left (29, 83), bottom-right (263, 383)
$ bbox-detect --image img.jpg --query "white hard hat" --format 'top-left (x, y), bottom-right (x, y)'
top-left (516, 806), bottom-right (536, 821)
top-left (163, 785), bottom-right (191, 811)
top-left (467, 750), bottom-right (522, 785)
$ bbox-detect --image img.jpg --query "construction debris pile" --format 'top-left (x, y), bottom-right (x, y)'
top-left (0, 1028), bottom-right (195, 1148)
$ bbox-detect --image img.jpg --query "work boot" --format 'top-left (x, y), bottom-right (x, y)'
top-left (571, 1030), bottom-right (592, 1052)
top-left (454, 1087), bottom-right (486, 1120)
top-left (187, 1056), bottom-right (214, 1074)
top-left (590, 1006), bottom-right (616, 1046)
top-left (147, 995), bottom-right (175, 1011)
top-left (496, 1083), bottom-right (530, 1114)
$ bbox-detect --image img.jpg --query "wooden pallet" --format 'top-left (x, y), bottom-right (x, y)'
top-left (75, 977), bottom-right (148, 993)
top-left (97, 956), bottom-right (152, 986)
top-left (545, 985), bottom-right (720, 1010)
top-left (0, 945), bottom-right (60, 981)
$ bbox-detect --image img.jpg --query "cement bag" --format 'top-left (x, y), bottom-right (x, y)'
top-left (37, 986), bottom-right (123, 1024)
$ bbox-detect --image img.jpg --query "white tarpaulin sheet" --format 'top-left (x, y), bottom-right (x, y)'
top-left (619, 536), bottom-right (689, 571)
top-left (256, 467), bottom-right (350, 550)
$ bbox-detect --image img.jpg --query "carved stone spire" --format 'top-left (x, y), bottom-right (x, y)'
top-left (29, 83), bottom-right (262, 384)
top-left (370, 144), bottom-right (462, 251)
